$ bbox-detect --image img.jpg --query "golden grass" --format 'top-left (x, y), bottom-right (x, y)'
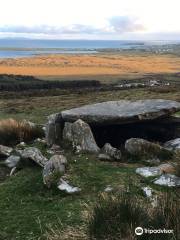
top-left (0, 118), bottom-right (43, 145)
top-left (0, 53), bottom-right (179, 78)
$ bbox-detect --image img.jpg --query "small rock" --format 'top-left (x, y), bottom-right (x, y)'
top-left (5, 155), bottom-right (21, 168)
top-left (98, 153), bottom-right (112, 161)
top-left (154, 174), bottom-right (180, 187)
top-left (19, 147), bottom-right (48, 167)
top-left (57, 179), bottom-right (81, 193)
top-left (43, 155), bottom-right (67, 187)
top-left (136, 167), bottom-right (162, 177)
top-left (101, 143), bottom-right (121, 161)
top-left (10, 167), bottom-right (17, 176)
top-left (104, 185), bottom-right (113, 192)
top-left (34, 138), bottom-right (46, 144)
top-left (0, 145), bottom-right (13, 157)
top-left (136, 163), bottom-right (176, 178)
top-left (164, 138), bottom-right (180, 150)
top-left (144, 158), bottom-right (161, 165)
top-left (19, 142), bottom-right (26, 146)
top-left (50, 144), bottom-right (63, 154)
top-left (158, 163), bottom-right (176, 174)
top-left (142, 186), bottom-right (153, 198)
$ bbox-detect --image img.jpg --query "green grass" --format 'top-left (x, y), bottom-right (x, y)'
top-left (0, 149), bottom-right (140, 240)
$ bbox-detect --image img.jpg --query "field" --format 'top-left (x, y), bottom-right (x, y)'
top-left (0, 50), bottom-right (180, 239)
top-left (0, 52), bottom-right (180, 82)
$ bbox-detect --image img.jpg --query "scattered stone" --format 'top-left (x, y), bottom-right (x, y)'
top-left (61, 99), bottom-right (180, 125)
top-left (104, 185), bottom-right (113, 192)
top-left (50, 144), bottom-right (63, 154)
top-left (154, 174), bottom-right (180, 187)
top-left (142, 186), bottom-right (153, 198)
top-left (0, 145), bottom-right (13, 157)
top-left (19, 142), bottom-right (26, 147)
top-left (57, 179), bottom-right (81, 194)
top-left (144, 158), bottom-right (161, 165)
top-left (63, 119), bottom-right (100, 153)
top-left (136, 163), bottom-right (176, 178)
top-left (34, 138), bottom-right (46, 144)
top-left (136, 167), bottom-right (162, 177)
top-left (158, 163), bottom-right (176, 174)
top-left (5, 155), bottom-right (21, 168)
top-left (19, 147), bottom-right (48, 167)
top-left (101, 143), bottom-right (121, 161)
top-left (125, 138), bottom-right (172, 159)
top-left (10, 167), bottom-right (17, 176)
top-left (43, 154), bottom-right (67, 187)
top-left (98, 153), bottom-right (112, 161)
top-left (164, 138), bottom-right (180, 150)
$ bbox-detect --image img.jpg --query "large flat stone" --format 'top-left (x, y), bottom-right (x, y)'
top-left (61, 99), bottom-right (180, 125)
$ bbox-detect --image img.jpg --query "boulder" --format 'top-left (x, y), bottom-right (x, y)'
top-left (154, 174), bottom-right (180, 187)
top-left (125, 138), bottom-right (172, 159)
top-left (61, 100), bottom-right (180, 125)
top-left (0, 145), bottom-right (13, 157)
top-left (101, 143), bottom-right (121, 160)
top-left (19, 147), bottom-right (48, 167)
top-left (63, 119), bottom-right (100, 153)
top-left (5, 155), bottom-right (21, 168)
top-left (164, 138), bottom-right (180, 150)
top-left (43, 154), bottom-right (67, 187)
top-left (57, 178), bottom-right (81, 194)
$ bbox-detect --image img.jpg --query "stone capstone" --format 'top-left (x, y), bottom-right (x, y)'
top-left (61, 99), bottom-right (180, 125)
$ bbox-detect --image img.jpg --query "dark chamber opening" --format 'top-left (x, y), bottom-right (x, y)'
top-left (91, 120), bottom-right (179, 148)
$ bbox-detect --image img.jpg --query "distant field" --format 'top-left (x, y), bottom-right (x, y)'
top-left (0, 52), bottom-right (179, 83)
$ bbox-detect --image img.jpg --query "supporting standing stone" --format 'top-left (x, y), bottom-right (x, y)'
top-left (45, 113), bottom-right (63, 146)
top-left (63, 119), bottom-right (100, 153)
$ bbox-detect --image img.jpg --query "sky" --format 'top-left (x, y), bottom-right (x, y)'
top-left (0, 0), bottom-right (180, 40)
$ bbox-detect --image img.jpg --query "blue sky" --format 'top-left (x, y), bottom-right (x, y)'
top-left (0, 0), bottom-right (180, 40)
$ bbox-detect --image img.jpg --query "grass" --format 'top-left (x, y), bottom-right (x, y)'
top-left (88, 191), bottom-right (180, 240)
top-left (0, 144), bottom-right (141, 240)
top-left (0, 118), bottom-right (43, 146)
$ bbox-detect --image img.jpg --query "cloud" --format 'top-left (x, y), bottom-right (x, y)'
top-left (0, 15), bottom-right (145, 37)
top-left (108, 16), bottom-right (145, 33)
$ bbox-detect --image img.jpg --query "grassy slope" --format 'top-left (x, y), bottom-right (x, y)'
top-left (0, 86), bottom-right (180, 239)
top-left (0, 149), bottom-right (140, 240)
